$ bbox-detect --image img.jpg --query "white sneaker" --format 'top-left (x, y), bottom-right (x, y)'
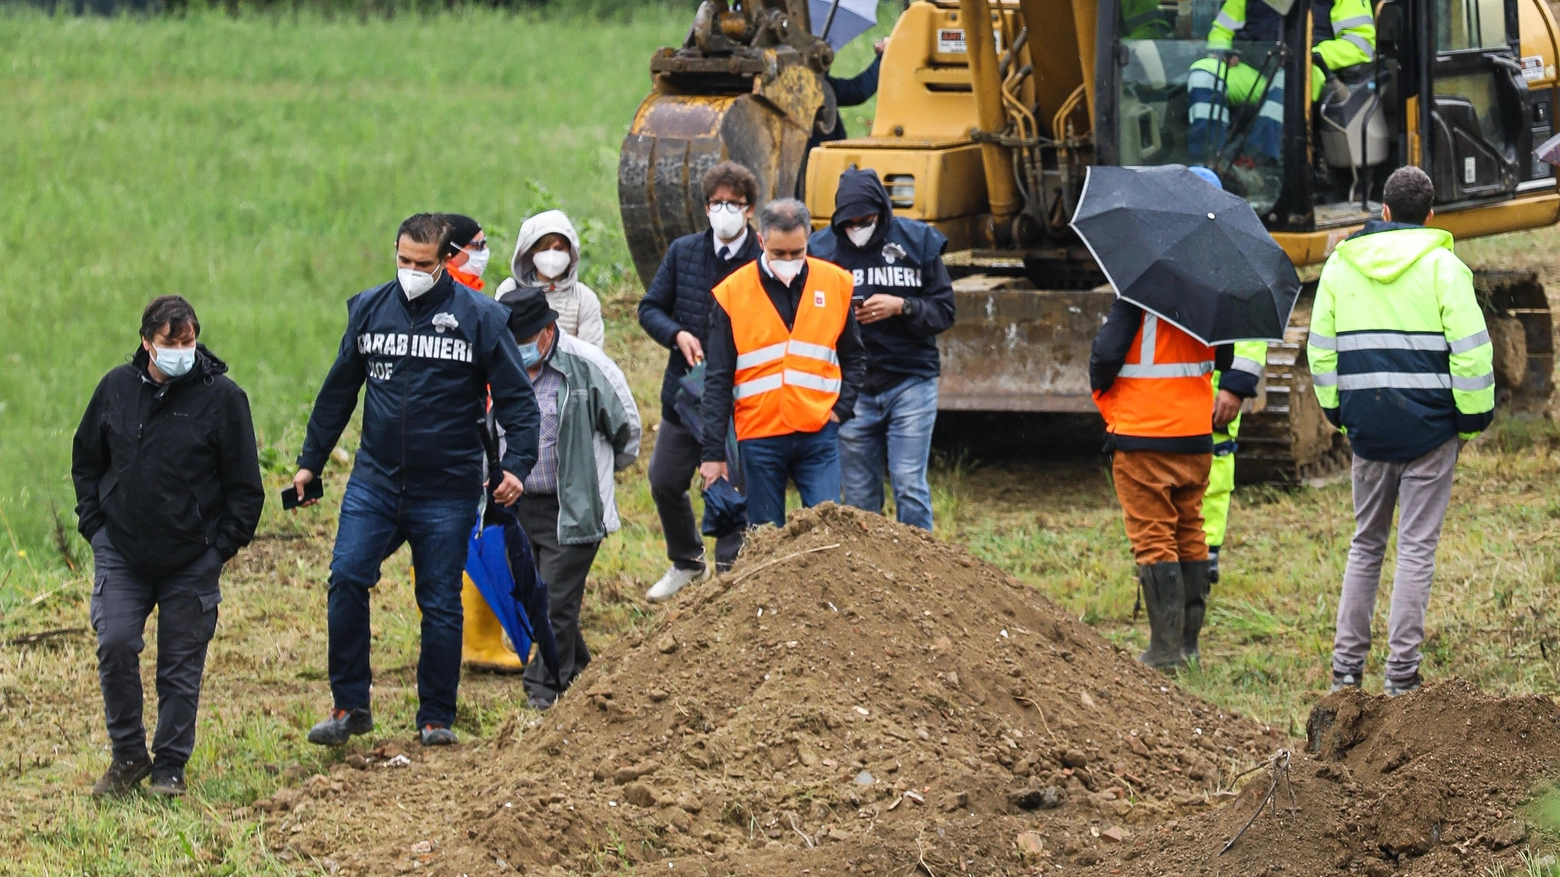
top-left (646, 566), bottom-right (704, 602)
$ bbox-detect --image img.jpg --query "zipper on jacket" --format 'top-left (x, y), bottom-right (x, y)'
top-left (402, 306), bottom-right (412, 494)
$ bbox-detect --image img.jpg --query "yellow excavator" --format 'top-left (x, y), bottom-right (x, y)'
top-left (618, 0), bottom-right (1558, 480)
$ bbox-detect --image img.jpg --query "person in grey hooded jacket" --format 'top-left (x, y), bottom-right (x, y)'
top-left (495, 209), bottom-right (606, 348)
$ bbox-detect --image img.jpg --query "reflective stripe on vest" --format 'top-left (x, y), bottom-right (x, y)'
top-left (712, 259), bottom-right (853, 441)
top-left (1093, 313), bottom-right (1218, 438)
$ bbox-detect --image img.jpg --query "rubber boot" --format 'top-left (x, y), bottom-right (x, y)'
top-left (1137, 562), bottom-right (1186, 671)
top-left (1181, 559), bottom-right (1213, 664)
top-left (461, 576), bottom-right (525, 673)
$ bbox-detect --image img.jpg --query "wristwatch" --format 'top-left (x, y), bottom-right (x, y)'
top-left (901, 298), bottom-right (918, 318)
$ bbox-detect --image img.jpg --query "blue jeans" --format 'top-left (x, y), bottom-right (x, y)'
top-left (838, 376), bottom-right (938, 531)
top-left (327, 479), bottom-right (474, 729)
top-left (739, 421), bottom-right (842, 528)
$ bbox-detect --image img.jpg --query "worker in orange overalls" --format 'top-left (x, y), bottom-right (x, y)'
top-left (1091, 304), bottom-right (1249, 670)
top-left (698, 198), bottom-right (867, 529)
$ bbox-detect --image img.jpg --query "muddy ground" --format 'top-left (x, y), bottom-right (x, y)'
top-left (255, 506), bottom-right (1560, 875)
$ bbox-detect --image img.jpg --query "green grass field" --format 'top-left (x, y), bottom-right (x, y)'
top-left (4, 6), bottom-right (1560, 874)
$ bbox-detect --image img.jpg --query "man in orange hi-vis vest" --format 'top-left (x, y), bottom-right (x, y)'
top-left (700, 198), bottom-right (867, 529)
top-left (1091, 301), bottom-right (1251, 671)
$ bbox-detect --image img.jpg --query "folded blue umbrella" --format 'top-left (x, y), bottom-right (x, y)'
top-left (472, 412), bottom-right (562, 687)
top-left (466, 513), bottom-right (534, 665)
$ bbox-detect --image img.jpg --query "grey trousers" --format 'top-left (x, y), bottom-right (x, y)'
top-left (1332, 437), bottom-right (1459, 682)
top-left (648, 414), bottom-right (744, 572)
top-left (516, 494), bottom-right (601, 705)
top-left (89, 530), bottom-right (222, 771)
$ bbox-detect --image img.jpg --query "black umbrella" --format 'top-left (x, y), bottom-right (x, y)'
top-left (1070, 164), bottom-right (1301, 345)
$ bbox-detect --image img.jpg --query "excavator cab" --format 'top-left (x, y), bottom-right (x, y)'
top-left (1099, 0), bottom-right (1557, 238)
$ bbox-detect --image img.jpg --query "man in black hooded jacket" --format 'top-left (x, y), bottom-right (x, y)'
top-left (809, 168), bottom-right (956, 531)
top-left (72, 295), bottom-right (264, 797)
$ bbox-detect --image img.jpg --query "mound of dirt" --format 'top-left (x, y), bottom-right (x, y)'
top-left (271, 504), bottom-right (1284, 875)
top-left (1081, 679), bottom-right (1560, 876)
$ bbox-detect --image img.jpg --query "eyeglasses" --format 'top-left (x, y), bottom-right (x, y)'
top-left (841, 216), bottom-right (876, 230)
top-left (707, 200), bottom-right (749, 214)
top-left (461, 239), bottom-right (488, 251)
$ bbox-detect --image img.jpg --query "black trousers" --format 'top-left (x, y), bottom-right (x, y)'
top-left (89, 530), bottom-right (222, 772)
top-left (648, 415), bottom-right (744, 572)
top-left (516, 494), bottom-right (601, 704)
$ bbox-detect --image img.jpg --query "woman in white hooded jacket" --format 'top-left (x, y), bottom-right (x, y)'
top-left (495, 210), bottom-right (606, 348)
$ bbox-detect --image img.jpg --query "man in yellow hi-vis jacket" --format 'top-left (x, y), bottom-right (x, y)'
top-left (1201, 340), bottom-right (1267, 585)
top-left (1308, 167), bottom-right (1494, 698)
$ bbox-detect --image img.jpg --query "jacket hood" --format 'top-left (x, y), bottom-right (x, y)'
top-left (510, 209), bottom-right (582, 293)
top-left (131, 342), bottom-right (230, 381)
top-left (1334, 222), bottom-right (1454, 284)
top-left (830, 168), bottom-right (893, 249)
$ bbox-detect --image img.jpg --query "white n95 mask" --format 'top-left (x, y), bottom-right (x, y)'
top-left (708, 208), bottom-right (747, 241)
top-left (846, 222), bottom-right (876, 248)
top-left (532, 249), bottom-right (571, 280)
top-left (769, 257), bottom-right (804, 285)
top-left (398, 268), bottom-right (438, 300)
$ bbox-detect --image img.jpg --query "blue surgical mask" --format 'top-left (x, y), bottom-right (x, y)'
top-left (519, 341), bottom-right (543, 368)
top-left (153, 345), bottom-right (196, 379)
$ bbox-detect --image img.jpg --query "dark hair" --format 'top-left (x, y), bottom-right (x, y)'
top-left (443, 213), bottom-right (482, 250)
top-left (758, 198), bottom-right (811, 235)
top-left (397, 212), bottom-right (455, 259)
top-left (140, 295), bottom-right (200, 342)
top-left (702, 161), bottom-right (760, 208)
top-left (1383, 167), bottom-right (1435, 225)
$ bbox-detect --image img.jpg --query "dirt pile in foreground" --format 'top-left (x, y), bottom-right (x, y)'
top-left (269, 504), bottom-right (1282, 875)
top-left (1079, 679), bottom-right (1560, 876)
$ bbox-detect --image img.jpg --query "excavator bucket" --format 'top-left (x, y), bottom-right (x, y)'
top-left (619, 88), bottom-right (815, 287)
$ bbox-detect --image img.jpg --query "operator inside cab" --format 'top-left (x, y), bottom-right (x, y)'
top-left (1188, 0), bottom-right (1377, 167)
top-left (1116, 0), bottom-right (1377, 208)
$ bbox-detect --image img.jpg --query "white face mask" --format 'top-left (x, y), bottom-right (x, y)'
top-left (398, 268), bottom-right (438, 300)
top-left (768, 256), bottom-right (805, 285)
top-left (846, 222), bottom-right (877, 248)
top-left (708, 208), bottom-right (747, 241)
top-left (152, 345), bottom-right (196, 379)
top-left (460, 246), bottom-right (490, 279)
top-left (532, 249), bottom-right (571, 281)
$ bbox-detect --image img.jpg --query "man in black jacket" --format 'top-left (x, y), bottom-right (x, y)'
top-left (809, 169), bottom-right (956, 531)
top-left (292, 213), bottom-right (539, 748)
top-left (72, 295), bottom-right (264, 797)
top-left (638, 162), bottom-right (762, 602)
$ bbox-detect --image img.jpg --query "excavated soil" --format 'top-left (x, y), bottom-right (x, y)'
top-left (1079, 680), bottom-right (1560, 876)
top-left (261, 504), bottom-right (1283, 874)
top-left (258, 506), bottom-right (1560, 875)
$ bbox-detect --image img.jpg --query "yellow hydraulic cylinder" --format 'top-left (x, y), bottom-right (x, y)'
top-left (958, 0), bottom-right (1021, 240)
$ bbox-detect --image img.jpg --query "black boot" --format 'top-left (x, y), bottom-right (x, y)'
top-left (1207, 545), bottom-right (1221, 584)
top-left (1137, 563), bottom-right (1186, 671)
top-left (1181, 559), bottom-right (1213, 663)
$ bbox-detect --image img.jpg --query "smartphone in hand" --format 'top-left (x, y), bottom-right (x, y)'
top-left (280, 478), bottom-right (324, 510)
